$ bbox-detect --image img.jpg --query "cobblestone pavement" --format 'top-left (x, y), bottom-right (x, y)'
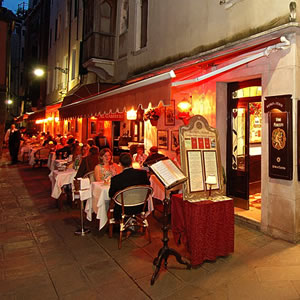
top-left (1, 151), bottom-right (300, 299)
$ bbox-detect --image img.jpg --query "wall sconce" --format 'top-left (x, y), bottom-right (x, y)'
top-left (127, 108), bottom-right (137, 120)
top-left (55, 66), bottom-right (68, 74)
top-left (177, 99), bottom-right (192, 125)
top-left (205, 175), bottom-right (217, 199)
top-left (33, 68), bottom-right (45, 77)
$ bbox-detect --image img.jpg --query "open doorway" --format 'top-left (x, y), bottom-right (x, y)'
top-left (227, 79), bottom-right (262, 223)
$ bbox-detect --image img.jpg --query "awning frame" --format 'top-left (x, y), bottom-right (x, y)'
top-left (172, 36), bottom-right (290, 87)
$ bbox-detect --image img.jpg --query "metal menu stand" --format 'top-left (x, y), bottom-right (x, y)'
top-left (149, 159), bottom-right (191, 285)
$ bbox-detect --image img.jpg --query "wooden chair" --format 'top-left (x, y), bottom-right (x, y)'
top-left (33, 148), bottom-right (51, 167)
top-left (108, 185), bottom-right (153, 249)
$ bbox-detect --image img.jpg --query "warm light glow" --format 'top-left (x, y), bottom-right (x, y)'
top-left (132, 162), bottom-right (140, 169)
top-left (55, 117), bottom-right (59, 122)
top-left (47, 117), bottom-right (53, 121)
top-left (177, 100), bottom-right (192, 112)
top-left (206, 175), bottom-right (217, 185)
top-left (35, 119), bottom-right (44, 124)
top-left (91, 116), bottom-right (97, 120)
top-left (6, 99), bottom-right (13, 105)
top-left (126, 108), bottom-right (137, 120)
top-left (79, 143), bottom-right (83, 147)
top-left (33, 68), bottom-right (45, 77)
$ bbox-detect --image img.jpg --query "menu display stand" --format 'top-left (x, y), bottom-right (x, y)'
top-left (149, 159), bottom-right (190, 285)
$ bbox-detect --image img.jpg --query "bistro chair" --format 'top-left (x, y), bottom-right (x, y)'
top-left (83, 170), bottom-right (96, 183)
top-left (73, 176), bottom-right (91, 236)
top-left (108, 185), bottom-right (153, 249)
top-left (33, 147), bottom-right (51, 167)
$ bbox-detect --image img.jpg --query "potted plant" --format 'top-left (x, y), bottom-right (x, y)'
top-left (144, 108), bottom-right (161, 126)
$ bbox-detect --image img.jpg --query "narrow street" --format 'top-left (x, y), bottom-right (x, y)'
top-left (0, 151), bottom-right (300, 299)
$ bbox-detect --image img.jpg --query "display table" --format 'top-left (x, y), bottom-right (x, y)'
top-left (171, 194), bottom-right (234, 266)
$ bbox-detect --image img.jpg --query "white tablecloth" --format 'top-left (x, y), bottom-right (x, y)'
top-left (150, 175), bottom-right (165, 201)
top-left (47, 152), bottom-right (56, 170)
top-left (85, 182), bottom-right (154, 230)
top-left (28, 147), bottom-right (41, 166)
top-left (85, 182), bottom-right (110, 230)
top-left (49, 169), bottom-right (77, 199)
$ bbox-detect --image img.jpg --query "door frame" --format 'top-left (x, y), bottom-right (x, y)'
top-left (226, 79), bottom-right (261, 209)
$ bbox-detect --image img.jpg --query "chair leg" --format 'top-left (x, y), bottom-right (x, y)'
top-left (119, 228), bottom-right (122, 249)
top-left (119, 216), bottom-right (125, 249)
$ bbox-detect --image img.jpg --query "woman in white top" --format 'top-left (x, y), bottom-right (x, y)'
top-left (132, 144), bottom-right (147, 167)
top-left (94, 148), bottom-right (120, 182)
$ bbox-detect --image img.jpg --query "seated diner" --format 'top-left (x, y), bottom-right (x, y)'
top-left (94, 148), bottom-right (120, 182)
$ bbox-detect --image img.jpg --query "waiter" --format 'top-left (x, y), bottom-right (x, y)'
top-left (6, 124), bottom-right (21, 164)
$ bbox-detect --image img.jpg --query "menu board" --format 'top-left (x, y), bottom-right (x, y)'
top-left (179, 115), bottom-right (224, 201)
top-left (203, 150), bottom-right (219, 190)
top-left (187, 150), bottom-right (204, 192)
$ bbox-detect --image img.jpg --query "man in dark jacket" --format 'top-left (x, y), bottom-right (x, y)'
top-left (143, 146), bottom-right (166, 166)
top-left (7, 124), bottom-right (21, 164)
top-left (109, 153), bottom-right (150, 219)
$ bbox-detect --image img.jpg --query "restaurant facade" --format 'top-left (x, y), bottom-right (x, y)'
top-left (20, 0), bottom-right (300, 242)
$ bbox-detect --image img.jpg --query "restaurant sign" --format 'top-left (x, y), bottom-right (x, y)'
top-left (97, 112), bottom-right (124, 121)
top-left (269, 112), bottom-right (292, 180)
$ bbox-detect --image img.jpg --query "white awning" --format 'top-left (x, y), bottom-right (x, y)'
top-left (172, 36), bottom-right (290, 87)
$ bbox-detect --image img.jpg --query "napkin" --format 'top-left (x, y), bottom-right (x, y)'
top-left (77, 177), bottom-right (91, 190)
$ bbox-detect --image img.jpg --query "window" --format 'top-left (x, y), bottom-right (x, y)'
top-left (57, 14), bottom-right (61, 40)
top-left (100, 1), bottom-right (112, 33)
top-left (73, 0), bottom-right (78, 19)
top-left (71, 49), bottom-right (76, 80)
top-left (55, 18), bottom-right (58, 41)
top-left (134, 0), bottom-right (148, 51)
top-left (65, 0), bottom-right (69, 27)
top-left (55, 63), bottom-right (59, 89)
top-left (49, 28), bottom-right (52, 48)
top-left (64, 56), bottom-right (68, 87)
top-left (120, 0), bottom-right (129, 35)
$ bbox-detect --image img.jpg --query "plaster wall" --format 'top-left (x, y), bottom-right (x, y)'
top-left (127, 0), bottom-right (293, 75)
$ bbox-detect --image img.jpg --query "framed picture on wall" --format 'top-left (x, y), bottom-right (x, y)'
top-left (171, 130), bottom-right (179, 151)
top-left (165, 100), bottom-right (175, 126)
top-left (157, 130), bottom-right (168, 149)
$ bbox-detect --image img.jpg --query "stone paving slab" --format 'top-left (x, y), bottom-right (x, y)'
top-left (1, 156), bottom-right (300, 299)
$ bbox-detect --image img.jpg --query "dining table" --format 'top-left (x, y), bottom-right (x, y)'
top-left (85, 181), bottom-right (154, 230)
top-left (49, 168), bottom-right (77, 199)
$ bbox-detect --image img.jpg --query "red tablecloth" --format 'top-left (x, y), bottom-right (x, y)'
top-left (171, 194), bottom-right (234, 266)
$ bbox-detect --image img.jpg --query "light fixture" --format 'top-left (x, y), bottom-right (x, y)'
top-left (55, 66), bottom-right (68, 74)
top-left (33, 68), bottom-right (45, 77)
top-left (6, 99), bottom-right (13, 105)
top-left (205, 175), bottom-right (217, 199)
top-left (177, 98), bottom-right (192, 125)
top-left (126, 108), bottom-right (137, 120)
top-left (177, 99), bottom-right (192, 113)
top-left (55, 117), bottom-right (59, 122)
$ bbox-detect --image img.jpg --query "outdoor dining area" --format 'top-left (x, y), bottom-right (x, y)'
top-left (14, 115), bottom-right (234, 277)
